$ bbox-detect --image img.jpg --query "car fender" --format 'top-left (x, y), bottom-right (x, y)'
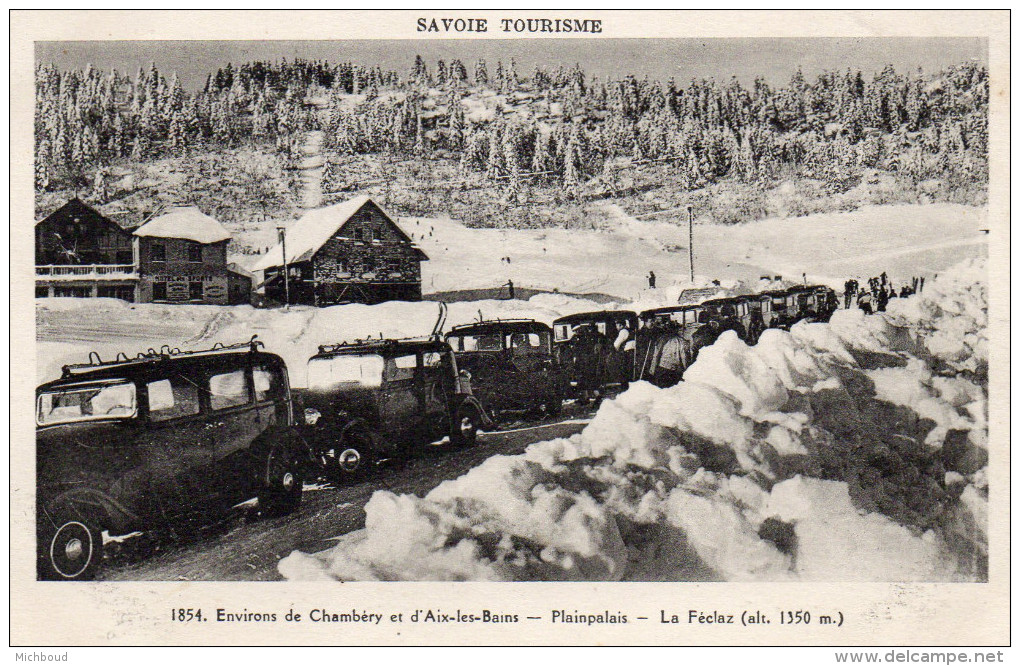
top-left (456, 395), bottom-right (495, 429)
top-left (40, 487), bottom-right (139, 536)
top-left (335, 417), bottom-right (377, 449)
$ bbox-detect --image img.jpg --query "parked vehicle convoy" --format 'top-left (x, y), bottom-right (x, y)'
top-left (628, 285), bottom-right (839, 389)
top-left (553, 310), bottom-right (637, 402)
top-left (35, 337), bottom-right (309, 580)
top-left (301, 337), bottom-right (490, 479)
top-left (445, 319), bottom-right (564, 417)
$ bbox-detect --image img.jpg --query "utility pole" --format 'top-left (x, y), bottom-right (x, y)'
top-left (277, 226), bottom-right (290, 309)
top-left (687, 205), bottom-right (695, 283)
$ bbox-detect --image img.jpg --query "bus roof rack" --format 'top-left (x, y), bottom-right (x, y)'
top-left (449, 318), bottom-right (542, 330)
top-left (315, 336), bottom-right (445, 355)
top-left (61, 335), bottom-right (264, 377)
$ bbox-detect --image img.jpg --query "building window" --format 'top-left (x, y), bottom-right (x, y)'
top-left (187, 242), bottom-right (203, 263)
top-left (363, 258), bottom-right (376, 272)
top-left (353, 228), bottom-right (364, 242)
top-left (97, 285), bottom-right (136, 302)
top-left (151, 243), bottom-right (166, 262)
top-left (189, 281), bottom-right (204, 301)
top-left (53, 286), bottom-right (91, 298)
top-left (152, 282), bottom-right (167, 301)
top-left (35, 286), bottom-right (49, 298)
top-left (387, 259), bottom-right (401, 272)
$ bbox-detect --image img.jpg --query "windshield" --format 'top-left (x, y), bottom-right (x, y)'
top-left (37, 382), bottom-right (137, 427)
top-left (307, 354), bottom-right (384, 389)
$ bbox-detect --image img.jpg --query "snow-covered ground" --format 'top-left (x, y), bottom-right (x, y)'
top-left (400, 202), bottom-right (984, 301)
top-left (277, 259), bottom-right (988, 582)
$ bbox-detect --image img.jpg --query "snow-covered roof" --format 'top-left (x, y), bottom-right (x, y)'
top-left (252, 196), bottom-right (370, 270)
top-left (133, 206), bottom-right (231, 244)
top-left (253, 196), bottom-right (424, 271)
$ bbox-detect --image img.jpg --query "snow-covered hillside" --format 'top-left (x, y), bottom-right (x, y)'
top-left (278, 259), bottom-right (988, 582)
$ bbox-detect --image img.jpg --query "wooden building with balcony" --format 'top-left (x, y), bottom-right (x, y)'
top-left (35, 199), bottom-right (248, 305)
top-left (35, 198), bottom-right (139, 300)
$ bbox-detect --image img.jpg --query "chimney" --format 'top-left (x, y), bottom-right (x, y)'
top-left (295, 96), bottom-right (328, 210)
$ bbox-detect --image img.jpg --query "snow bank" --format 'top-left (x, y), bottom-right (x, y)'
top-left (884, 258), bottom-right (988, 373)
top-left (280, 260), bottom-right (988, 582)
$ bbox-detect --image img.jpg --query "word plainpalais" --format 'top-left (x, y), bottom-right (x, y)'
top-left (552, 610), bottom-right (628, 624)
top-left (416, 17), bottom-right (602, 33)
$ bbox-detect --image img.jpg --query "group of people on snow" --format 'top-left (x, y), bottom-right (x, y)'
top-left (844, 272), bottom-right (926, 314)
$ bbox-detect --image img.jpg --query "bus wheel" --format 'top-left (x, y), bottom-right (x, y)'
top-left (40, 511), bottom-right (104, 581)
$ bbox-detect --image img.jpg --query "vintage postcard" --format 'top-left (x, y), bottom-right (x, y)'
top-left (9, 9), bottom-right (1009, 648)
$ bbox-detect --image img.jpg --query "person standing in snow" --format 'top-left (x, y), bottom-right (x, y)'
top-left (648, 271), bottom-right (656, 289)
top-left (843, 279), bottom-right (856, 309)
top-left (876, 287), bottom-right (889, 312)
top-left (506, 279), bottom-right (515, 300)
top-left (919, 276), bottom-right (925, 292)
top-left (858, 291), bottom-right (873, 314)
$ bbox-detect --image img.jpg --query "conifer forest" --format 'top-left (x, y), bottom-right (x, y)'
top-left (35, 56), bottom-right (989, 230)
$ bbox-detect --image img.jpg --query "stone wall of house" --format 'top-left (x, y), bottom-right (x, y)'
top-left (313, 205), bottom-right (422, 286)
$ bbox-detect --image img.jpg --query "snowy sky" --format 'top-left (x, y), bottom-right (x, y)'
top-left (36, 37), bottom-right (986, 91)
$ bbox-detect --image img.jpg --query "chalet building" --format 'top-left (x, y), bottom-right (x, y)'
top-left (253, 196), bottom-right (429, 306)
top-left (35, 198), bottom-right (250, 305)
top-left (35, 198), bottom-right (138, 300)
top-left (134, 206), bottom-right (235, 305)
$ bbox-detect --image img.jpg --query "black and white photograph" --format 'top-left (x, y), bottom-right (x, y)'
top-left (11, 8), bottom-right (1008, 650)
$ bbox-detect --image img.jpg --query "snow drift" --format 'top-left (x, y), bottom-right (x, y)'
top-left (280, 259), bottom-right (989, 582)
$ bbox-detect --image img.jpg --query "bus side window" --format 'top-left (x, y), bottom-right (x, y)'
top-left (253, 363), bottom-right (285, 402)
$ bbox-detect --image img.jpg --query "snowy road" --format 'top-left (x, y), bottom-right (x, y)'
top-left (96, 417), bottom-right (590, 581)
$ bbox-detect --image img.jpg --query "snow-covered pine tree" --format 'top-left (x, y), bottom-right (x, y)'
top-left (436, 59), bottom-right (447, 87)
top-left (486, 122), bottom-right (503, 179)
top-left (474, 59), bottom-right (488, 86)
